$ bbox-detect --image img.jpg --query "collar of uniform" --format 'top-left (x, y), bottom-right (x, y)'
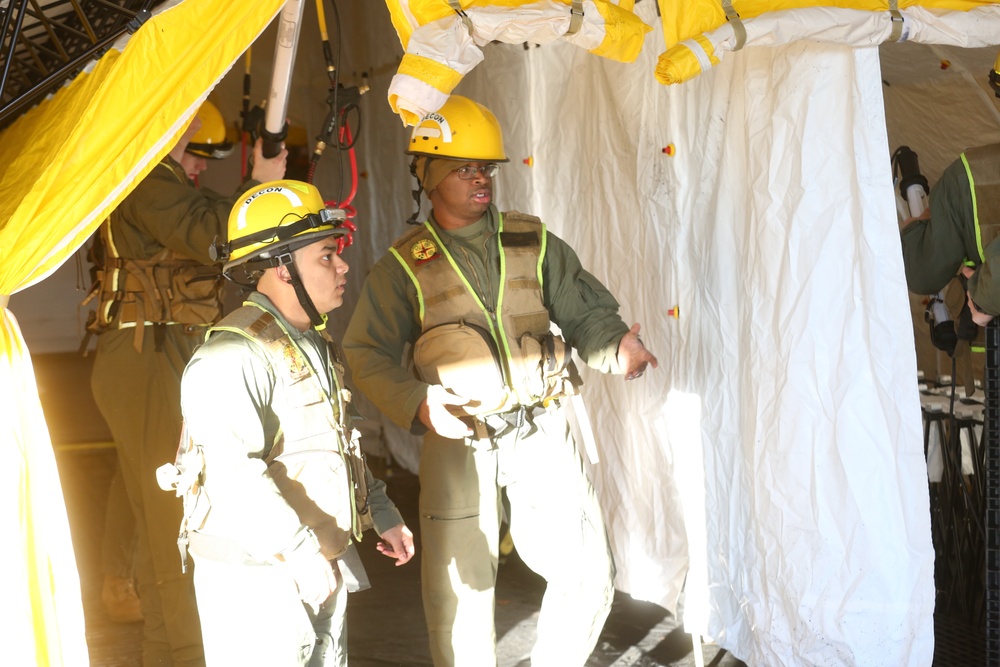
top-left (246, 291), bottom-right (312, 342)
top-left (428, 204), bottom-right (498, 243)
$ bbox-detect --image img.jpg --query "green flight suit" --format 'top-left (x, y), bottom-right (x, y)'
top-left (343, 205), bottom-right (629, 666)
top-left (90, 157), bottom-right (259, 667)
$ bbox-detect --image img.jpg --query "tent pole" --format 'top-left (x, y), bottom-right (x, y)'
top-left (261, 0), bottom-right (305, 157)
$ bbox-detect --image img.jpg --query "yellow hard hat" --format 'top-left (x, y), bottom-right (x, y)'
top-left (214, 180), bottom-right (350, 271)
top-left (406, 95), bottom-right (507, 162)
top-left (186, 100), bottom-right (234, 159)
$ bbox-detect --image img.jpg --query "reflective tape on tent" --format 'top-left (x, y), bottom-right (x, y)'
top-left (383, 0), bottom-right (651, 125)
top-left (654, 0), bottom-right (1000, 85)
top-left (0, 0), bottom-right (282, 662)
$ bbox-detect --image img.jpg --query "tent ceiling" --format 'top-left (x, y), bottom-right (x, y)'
top-left (0, 0), bottom-right (167, 128)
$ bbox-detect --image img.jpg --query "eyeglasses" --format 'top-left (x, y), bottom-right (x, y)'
top-left (453, 163), bottom-right (500, 180)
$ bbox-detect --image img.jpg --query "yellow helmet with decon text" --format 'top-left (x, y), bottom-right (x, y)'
top-left (407, 95), bottom-right (507, 162)
top-left (186, 100), bottom-right (234, 159)
top-left (214, 180), bottom-right (351, 272)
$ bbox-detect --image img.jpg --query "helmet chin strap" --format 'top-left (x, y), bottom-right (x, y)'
top-left (280, 254), bottom-right (325, 328)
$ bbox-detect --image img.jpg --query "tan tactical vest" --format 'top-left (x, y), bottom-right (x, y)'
top-left (965, 144), bottom-right (1000, 261)
top-left (208, 303), bottom-right (373, 560)
top-left (82, 160), bottom-right (223, 351)
top-left (390, 212), bottom-right (577, 415)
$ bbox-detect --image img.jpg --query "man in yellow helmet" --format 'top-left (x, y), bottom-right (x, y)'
top-left (168, 180), bottom-right (414, 666)
top-left (87, 99), bottom-right (287, 666)
top-left (343, 95), bottom-right (659, 666)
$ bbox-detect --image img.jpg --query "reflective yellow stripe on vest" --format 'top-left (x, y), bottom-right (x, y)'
top-left (962, 144), bottom-right (1000, 262)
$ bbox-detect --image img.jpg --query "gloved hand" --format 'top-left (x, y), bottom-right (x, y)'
top-left (418, 385), bottom-right (473, 440)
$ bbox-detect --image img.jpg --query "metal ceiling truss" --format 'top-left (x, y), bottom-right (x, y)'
top-left (0, 0), bottom-right (155, 127)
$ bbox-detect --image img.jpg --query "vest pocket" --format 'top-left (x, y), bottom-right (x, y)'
top-left (516, 332), bottom-right (575, 404)
top-left (268, 450), bottom-right (354, 560)
top-left (413, 321), bottom-right (509, 416)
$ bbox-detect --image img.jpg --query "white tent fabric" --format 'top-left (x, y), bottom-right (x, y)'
top-left (453, 1), bottom-right (935, 663)
top-left (657, 4), bottom-right (1000, 85)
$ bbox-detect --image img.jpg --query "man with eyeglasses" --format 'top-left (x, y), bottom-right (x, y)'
top-left (344, 94), bottom-right (657, 666)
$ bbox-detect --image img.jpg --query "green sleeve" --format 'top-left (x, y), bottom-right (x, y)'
top-left (343, 254), bottom-right (429, 433)
top-left (542, 230), bottom-right (630, 374)
top-left (900, 157), bottom-right (978, 295)
top-left (364, 467), bottom-right (404, 535)
top-left (112, 160), bottom-right (259, 263)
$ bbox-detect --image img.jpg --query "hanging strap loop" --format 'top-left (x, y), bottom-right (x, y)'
top-left (448, 0), bottom-right (475, 36)
top-left (721, 0), bottom-right (746, 51)
top-left (567, 0), bottom-right (585, 36)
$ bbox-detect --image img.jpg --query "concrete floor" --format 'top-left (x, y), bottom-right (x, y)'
top-left (40, 351), bottom-right (746, 666)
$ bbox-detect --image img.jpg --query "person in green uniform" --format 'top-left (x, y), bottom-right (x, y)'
top-left (342, 95), bottom-right (659, 667)
top-left (166, 179), bottom-right (414, 666)
top-left (901, 143), bottom-right (1000, 326)
top-left (87, 99), bottom-right (287, 666)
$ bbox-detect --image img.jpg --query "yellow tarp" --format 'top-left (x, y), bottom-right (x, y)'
top-left (383, 0), bottom-right (650, 124)
top-left (0, 0), bottom-right (282, 662)
top-left (654, 0), bottom-right (1000, 85)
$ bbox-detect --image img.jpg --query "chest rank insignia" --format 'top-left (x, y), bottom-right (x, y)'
top-left (411, 238), bottom-right (439, 264)
top-left (282, 342), bottom-right (309, 379)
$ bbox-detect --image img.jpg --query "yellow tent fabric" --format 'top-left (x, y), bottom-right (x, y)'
top-left (384, 0), bottom-right (651, 125)
top-left (653, 0), bottom-right (1000, 85)
top-left (0, 0), bottom-right (282, 662)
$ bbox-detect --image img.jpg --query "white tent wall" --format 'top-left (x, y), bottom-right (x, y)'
top-left (450, 2), bottom-right (935, 664)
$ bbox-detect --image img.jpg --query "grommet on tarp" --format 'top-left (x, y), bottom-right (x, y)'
top-left (668, 305), bottom-right (680, 319)
top-left (522, 156), bottom-right (534, 166)
top-left (662, 144), bottom-right (675, 156)
top-left (940, 60), bottom-right (951, 70)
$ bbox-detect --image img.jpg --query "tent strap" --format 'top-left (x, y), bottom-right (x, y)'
top-left (567, 0), bottom-right (585, 36)
top-left (887, 0), bottom-right (904, 42)
top-left (447, 0), bottom-right (474, 35)
top-left (721, 0), bottom-right (746, 51)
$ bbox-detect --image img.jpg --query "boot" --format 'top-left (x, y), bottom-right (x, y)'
top-left (101, 574), bottom-right (143, 624)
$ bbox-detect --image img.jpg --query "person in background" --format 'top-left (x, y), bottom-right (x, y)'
top-left (343, 95), bottom-right (658, 666)
top-left (901, 143), bottom-right (1000, 326)
top-left (86, 98), bottom-right (287, 666)
top-left (167, 180), bottom-right (414, 666)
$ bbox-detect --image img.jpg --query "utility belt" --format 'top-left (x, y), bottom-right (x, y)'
top-left (468, 402), bottom-right (553, 441)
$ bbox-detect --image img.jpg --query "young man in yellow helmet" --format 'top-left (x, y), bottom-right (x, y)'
top-left (343, 95), bottom-right (658, 666)
top-left (87, 99), bottom-right (287, 666)
top-left (168, 180), bottom-right (414, 666)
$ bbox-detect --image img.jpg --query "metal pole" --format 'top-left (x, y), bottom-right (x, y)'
top-left (261, 0), bottom-right (305, 158)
